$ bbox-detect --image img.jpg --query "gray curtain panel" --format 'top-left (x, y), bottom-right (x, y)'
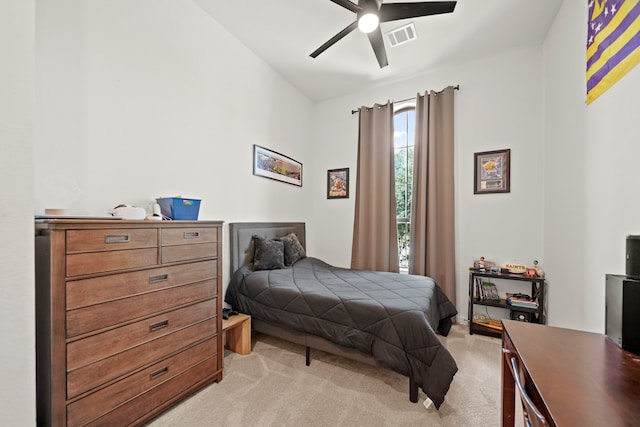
top-left (410, 86), bottom-right (456, 302)
top-left (351, 101), bottom-right (399, 272)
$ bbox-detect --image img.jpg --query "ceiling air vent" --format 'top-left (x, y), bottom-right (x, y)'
top-left (385, 22), bottom-right (417, 48)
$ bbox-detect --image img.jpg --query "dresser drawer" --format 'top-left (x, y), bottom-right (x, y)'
top-left (80, 356), bottom-right (218, 427)
top-left (67, 300), bottom-right (216, 372)
top-left (67, 281), bottom-right (216, 338)
top-left (161, 227), bottom-right (217, 246)
top-left (67, 338), bottom-right (217, 427)
top-left (67, 317), bottom-right (216, 398)
top-left (67, 229), bottom-right (158, 253)
top-left (66, 248), bottom-right (158, 277)
top-left (162, 242), bottom-right (217, 264)
top-left (66, 260), bottom-right (217, 310)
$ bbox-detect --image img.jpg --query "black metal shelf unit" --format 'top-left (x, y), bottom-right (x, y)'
top-left (468, 270), bottom-right (546, 337)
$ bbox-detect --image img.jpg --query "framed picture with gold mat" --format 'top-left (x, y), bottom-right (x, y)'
top-left (474, 149), bottom-right (510, 194)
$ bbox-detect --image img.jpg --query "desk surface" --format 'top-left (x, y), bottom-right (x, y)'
top-left (502, 320), bottom-right (640, 426)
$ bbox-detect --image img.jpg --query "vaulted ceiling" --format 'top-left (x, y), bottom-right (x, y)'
top-left (195, 0), bottom-right (564, 102)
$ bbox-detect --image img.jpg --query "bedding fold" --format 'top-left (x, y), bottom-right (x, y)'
top-left (225, 257), bottom-right (458, 408)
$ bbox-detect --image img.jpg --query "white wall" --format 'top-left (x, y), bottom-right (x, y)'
top-left (543, 1), bottom-right (640, 331)
top-left (311, 46), bottom-right (546, 318)
top-left (0, 1), bottom-right (36, 425)
top-left (22, 4), bottom-right (638, 425)
top-left (35, 0), bottom-right (315, 290)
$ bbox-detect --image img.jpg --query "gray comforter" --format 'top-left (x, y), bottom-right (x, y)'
top-left (225, 257), bottom-right (458, 408)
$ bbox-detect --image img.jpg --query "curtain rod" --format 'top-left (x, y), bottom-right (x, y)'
top-left (351, 84), bottom-right (459, 115)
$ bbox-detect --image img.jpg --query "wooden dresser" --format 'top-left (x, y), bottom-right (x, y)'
top-left (35, 219), bottom-right (223, 426)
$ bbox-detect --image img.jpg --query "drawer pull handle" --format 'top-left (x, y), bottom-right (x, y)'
top-left (149, 273), bottom-right (169, 284)
top-left (184, 231), bottom-right (200, 239)
top-left (105, 234), bottom-right (131, 244)
top-left (150, 367), bottom-right (169, 380)
top-left (149, 320), bottom-right (169, 332)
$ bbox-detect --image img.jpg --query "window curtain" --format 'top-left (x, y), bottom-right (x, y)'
top-left (351, 101), bottom-right (399, 272)
top-left (409, 87), bottom-right (456, 301)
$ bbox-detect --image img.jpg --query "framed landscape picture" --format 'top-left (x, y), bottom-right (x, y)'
top-left (327, 168), bottom-right (349, 199)
top-left (253, 145), bottom-right (302, 187)
top-left (474, 149), bottom-right (510, 194)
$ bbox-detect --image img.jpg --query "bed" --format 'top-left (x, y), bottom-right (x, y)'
top-left (225, 222), bottom-right (458, 408)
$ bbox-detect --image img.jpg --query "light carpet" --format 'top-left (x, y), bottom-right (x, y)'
top-left (146, 324), bottom-right (513, 427)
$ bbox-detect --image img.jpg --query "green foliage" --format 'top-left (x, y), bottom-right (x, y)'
top-left (397, 222), bottom-right (411, 269)
top-left (394, 110), bottom-right (415, 269)
top-left (395, 147), bottom-right (413, 220)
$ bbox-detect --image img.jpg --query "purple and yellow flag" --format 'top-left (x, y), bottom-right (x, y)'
top-left (587, 0), bottom-right (639, 104)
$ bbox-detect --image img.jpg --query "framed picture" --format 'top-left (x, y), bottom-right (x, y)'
top-left (327, 168), bottom-right (349, 199)
top-left (253, 144), bottom-right (302, 187)
top-left (474, 149), bottom-right (510, 194)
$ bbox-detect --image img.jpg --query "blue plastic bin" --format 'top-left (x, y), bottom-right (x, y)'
top-left (156, 197), bottom-right (201, 220)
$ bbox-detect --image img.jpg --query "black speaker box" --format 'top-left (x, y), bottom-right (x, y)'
top-left (606, 274), bottom-right (640, 355)
top-left (510, 310), bottom-right (531, 322)
top-left (626, 235), bottom-right (640, 279)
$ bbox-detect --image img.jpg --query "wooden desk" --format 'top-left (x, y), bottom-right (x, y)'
top-left (502, 320), bottom-right (640, 426)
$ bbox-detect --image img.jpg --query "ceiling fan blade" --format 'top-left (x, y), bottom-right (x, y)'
top-left (329, 0), bottom-right (361, 14)
top-left (379, 1), bottom-right (456, 22)
top-left (367, 26), bottom-right (388, 68)
top-left (310, 21), bottom-right (359, 58)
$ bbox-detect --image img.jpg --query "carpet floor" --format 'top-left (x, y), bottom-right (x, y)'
top-left (146, 324), bottom-right (515, 426)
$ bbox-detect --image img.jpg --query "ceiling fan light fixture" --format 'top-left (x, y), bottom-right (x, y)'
top-left (310, 0), bottom-right (456, 68)
top-left (358, 12), bottom-right (379, 33)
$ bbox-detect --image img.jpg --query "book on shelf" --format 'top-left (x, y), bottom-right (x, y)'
top-left (509, 303), bottom-right (538, 310)
top-left (474, 277), bottom-right (501, 302)
top-left (474, 277), bottom-right (482, 300)
top-left (481, 281), bottom-right (501, 302)
top-left (506, 293), bottom-right (538, 309)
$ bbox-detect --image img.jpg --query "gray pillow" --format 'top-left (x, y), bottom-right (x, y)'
top-left (252, 235), bottom-right (285, 270)
top-left (279, 232), bottom-right (306, 266)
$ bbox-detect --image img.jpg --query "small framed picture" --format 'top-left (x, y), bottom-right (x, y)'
top-left (474, 149), bottom-right (510, 194)
top-left (327, 168), bottom-right (349, 199)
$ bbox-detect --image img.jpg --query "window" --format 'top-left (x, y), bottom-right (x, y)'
top-left (394, 107), bottom-right (415, 272)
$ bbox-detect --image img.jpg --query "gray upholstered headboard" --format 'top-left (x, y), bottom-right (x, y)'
top-left (228, 222), bottom-right (306, 276)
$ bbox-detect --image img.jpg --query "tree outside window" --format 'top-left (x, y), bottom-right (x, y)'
top-left (394, 108), bottom-right (415, 272)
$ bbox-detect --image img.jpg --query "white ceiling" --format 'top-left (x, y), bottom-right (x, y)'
top-left (194, 0), bottom-right (564, 102)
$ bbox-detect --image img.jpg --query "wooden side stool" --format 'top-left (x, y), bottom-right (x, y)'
top-left (222, 313), bottom-right (251, 355)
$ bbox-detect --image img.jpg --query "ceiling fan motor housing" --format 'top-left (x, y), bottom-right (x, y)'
top-left (357, 0), bottom-right (382, 18)
top-left (312, 1), bottom-right (457, 68)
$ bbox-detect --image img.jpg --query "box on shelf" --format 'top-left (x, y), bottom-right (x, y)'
top-left (156, 197), bottom-right (201, 220)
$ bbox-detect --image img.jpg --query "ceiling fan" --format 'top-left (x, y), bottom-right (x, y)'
top-left (310, 0), bottom-right (457, 68)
